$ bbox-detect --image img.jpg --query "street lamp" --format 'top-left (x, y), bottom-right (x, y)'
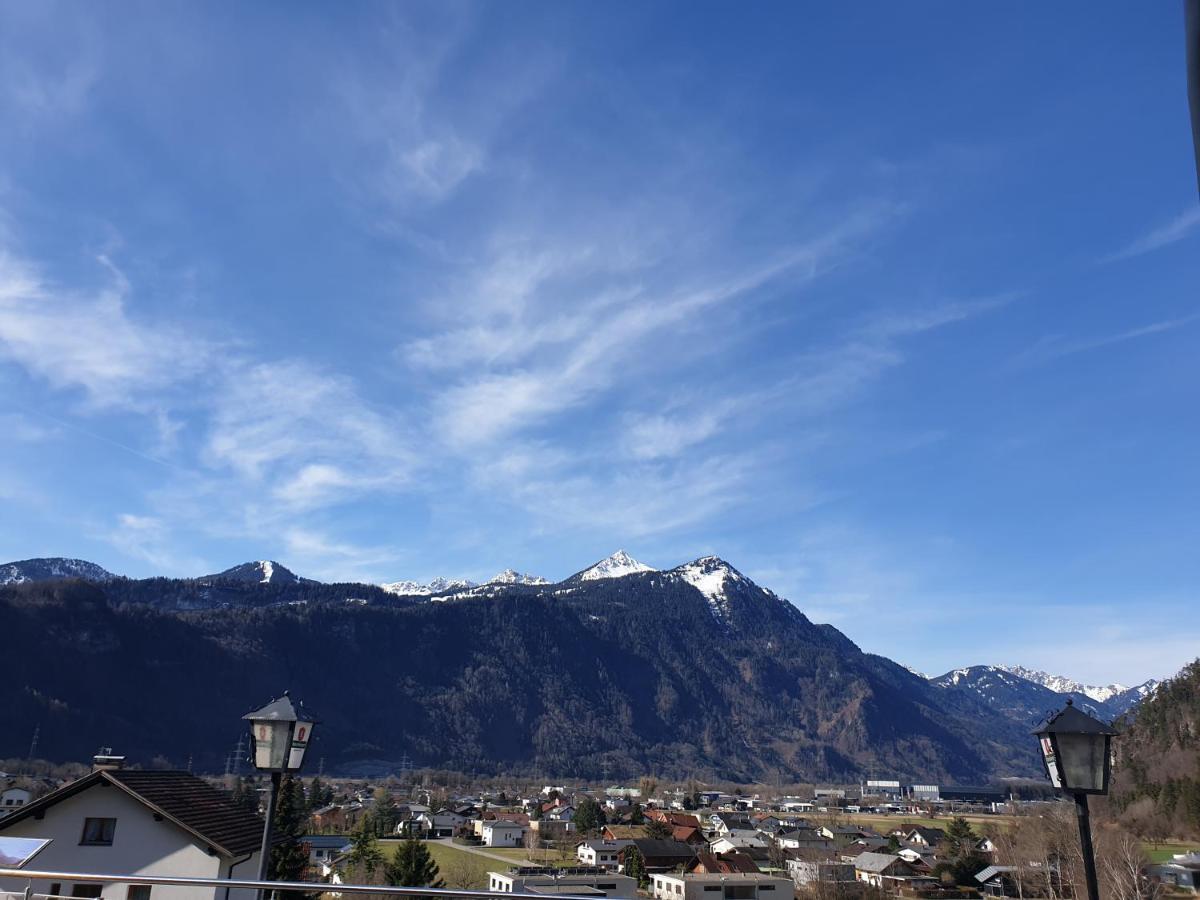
top-left (1033, 699), bottom-right (1117, 900)
top-left (244, 692), bottom-right (318, 898)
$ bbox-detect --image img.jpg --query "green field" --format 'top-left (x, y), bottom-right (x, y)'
top-left (1145, 841), bottom-right (1199, 863)
top-left (375, 841), bottom-right (500, 890)
top-left (842, 812), bottom-right (1014, 833)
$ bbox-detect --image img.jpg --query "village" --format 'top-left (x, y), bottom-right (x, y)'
top-left (3, 754), bottom-right (1198, 900)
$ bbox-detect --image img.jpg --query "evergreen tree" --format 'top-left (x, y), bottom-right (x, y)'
top-left (270, 775), bottom-right (311, 895)
top-left (348, 817), bottom-right (384, 876)
top-left (623, 846), bottom-right (648, 888)
top-left (231, 777), bottom-right (261, 815)
top-left (644, 818), bottom-right (671, 840)
top-left (373, 787), bottom-right (399, 837)
top-left (630, 803), bottom-right (645, 825)
top-left (938, 817), bottom-right (986, 886)
top-left (308, 776), bottom-right (333, 813)
top-left (574, 797), bottom-right (606, 834)
top-left (384, 838), bottom-right (444, 887)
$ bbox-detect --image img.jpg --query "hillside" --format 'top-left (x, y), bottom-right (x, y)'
top-left (1110, 660), bottom-right (1200, 837)
top-left (0, 561), bottom-right (1038, 783)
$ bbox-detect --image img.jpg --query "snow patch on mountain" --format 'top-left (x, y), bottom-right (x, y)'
top-left (0, 557), bottom-right (117, 584)
top-left (488, 569), bottom-right (548, 585)
top-left (380, 576), bottom-right (478, 596)
top-left (997, 665), bottom-right (1128, 703)
top-left (578, 550), bottom-right (655, 581)
top-left (672, 556), bottom-right (752, 621)
top-left (210, 560), bottom-right (302, 584)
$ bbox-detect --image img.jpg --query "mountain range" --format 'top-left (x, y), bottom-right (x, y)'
top-left (0, 551), bottom-right (1159, 781)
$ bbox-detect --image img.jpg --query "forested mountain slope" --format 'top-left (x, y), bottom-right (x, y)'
top-left (2, 564), bottom-right (1037, 782)
top-left (1111, 660), bottom-right (1200, 837)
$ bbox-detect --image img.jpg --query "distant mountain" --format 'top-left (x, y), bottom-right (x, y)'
top-left (0, 554), bottom-right (1037, 783)
top-left (0, 557), bottom-right (116, 585)
top-left (931, 665), bottom-right (1106, 724)
top-left (995, 665), bottom-right (1159, 717)
top-left (488, 569), bottom-right (548, 586)
top-left (205, 560), bottom-right (306, 585)
top-left (996, 665), bottom-right (1128, 704)
top-left (380, 576), bottom-right (478, 596)
top-left (933, 665), bottom-right (1160, 724)
top-left (572, 550), bottom-right (655, 581)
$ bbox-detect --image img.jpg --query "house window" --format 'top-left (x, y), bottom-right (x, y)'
top-left (80, 818), bottom-right (117, 846)
top-left (704, 887), bottom-right (721, 892)
top-left (70, 887), bottom-right (103, 899)
top-left (127, 887), bottom-right (151, 900)
top-left (48, 884), bottom-right (62, 898)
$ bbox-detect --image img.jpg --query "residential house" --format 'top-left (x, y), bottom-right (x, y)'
top-left (1148, 853), bottom-right (1200, 895)
top-left (904, 827), bottom-right (946, 849)
top-left (708, 814), bottom-right (752, 837)
top-left (416, 809), bottom-right (466, 838)
top-left (709, 832), bottom-right (766, 855)
top-left (974, 866), bottom-right (1022, 898)
top-left (774, 829), bottom-right (834, 853)
top-left (0, 768), bottom-right (264, 900)
top-left (686, 851), bottom-right (760, 875)
top-left (489, 868), bottom-right (637, 899)
top-left (482, 820), bottom-right (527, 848)
top-left (578, 840), bottom-right (634, 869)
top-left (787, 859), bottom-right (856, 888)
top-left (302, 835), bottom-right (352, 868)
top-left (622, 839), bottom-right (697, 873)
top-left (1, 787), bottom-right (32, 814)
top-left (650, 812), bottom-right (703, 831)
top-left (852, 853), bottom-right (930, 890)
top-left (650, 872), bottom-right (792, 900)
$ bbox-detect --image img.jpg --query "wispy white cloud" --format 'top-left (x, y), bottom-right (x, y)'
top-left (1102, 206), bottom-right (1200, 262)
top-left (203, 359), bottom-right (415, 502)
top-left (100, 512), bottom-right (209, 575)
top-left (0, 250), bottom-right (213, 410)
top-left (1014, 312), bottom-right (1200, 367)
top-left (425, 207), bottom-right (899, 449)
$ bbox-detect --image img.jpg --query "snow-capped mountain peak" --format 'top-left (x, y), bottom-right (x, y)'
top-left (671, 556), bottom-right (753, 621)
top-left (380, 576), bottom-right (478, 596)
top-left (577, 550), bottom-right (655, 581)
top-left (488, 569), bottom-right (548, 585)
top-left (210, 560), bottom-right (302, 584)
top-left (996, 665), bottom-right (1128, 704)
top-left (0, 557), bottom-right (117, 585)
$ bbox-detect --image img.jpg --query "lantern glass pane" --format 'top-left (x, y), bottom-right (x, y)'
top-left (252, 720), bottom-right (289, 770)
top-left (286, 720), bottom-right (313, 771)
top-left (1056, 732), bottom-right (1106, 792)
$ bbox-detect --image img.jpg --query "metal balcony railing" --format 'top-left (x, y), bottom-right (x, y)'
top-left (0, 869), bottom-right (592, 900)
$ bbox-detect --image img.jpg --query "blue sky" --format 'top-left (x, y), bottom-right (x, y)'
top-left (1, 3), bottom-right (1197, 686)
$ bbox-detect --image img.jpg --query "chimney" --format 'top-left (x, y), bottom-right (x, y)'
top-left (93, 747), bottom-right (125, 771)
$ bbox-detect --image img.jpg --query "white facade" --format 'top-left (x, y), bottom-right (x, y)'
top-left (488, 871), bottom-right (637, 899)
top-left (577, 840), bottom-right (632, 869)
top-left (708, 834), bottom-right (765, 854)
top-left (1, 788), bottom-right (32, 813)
top-left (651, 873), bottom-right (793, 900)
top-left (482, 821), bottom-right (526, 847)
top-left (0, 783), bottom-right (261, 900)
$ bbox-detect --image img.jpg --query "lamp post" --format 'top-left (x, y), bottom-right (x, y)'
top-left (1032, 699), bottom-right (1117, 900)
top-left (244, 692), bottom-right (318, 900)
